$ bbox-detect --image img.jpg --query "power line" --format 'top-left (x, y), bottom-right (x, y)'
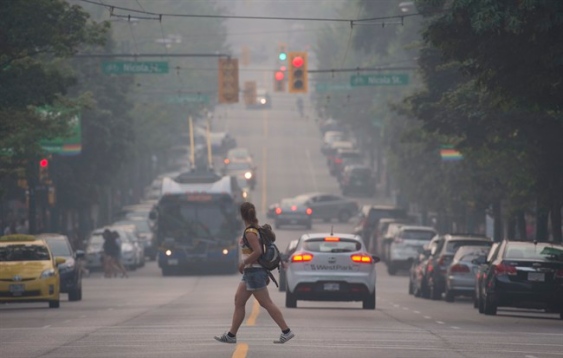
top-left (79, 0), bottom-right (422, 24)
top-left (73, 53), bottom-right (231, 58)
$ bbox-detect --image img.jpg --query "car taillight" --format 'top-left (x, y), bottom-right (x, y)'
top-left (334, 158), bottom-right (343, 164)
top-left (494, 262), bottom-right (517, 276)
top-left (291, 253), bottom-right (313, 262)
top-left (351, 253), bottom-right (373, 264)
top-left (224, 158), bottom-right (230, 164)
top-left (306, 208), bottom-right (313, 215)
top-left (555, 269), bottom-right (563, 279)
top-left (449, 264), bottom-right (470, 273)
top-left (291, 205), bottom-right (297, 211)
top-left (275, 207), bottom-right (282, 215)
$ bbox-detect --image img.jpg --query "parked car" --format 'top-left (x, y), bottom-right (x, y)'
top-left (425, 234), bottom-right (492, 300)
top-left (370, 218), bottom-right (411, 255)
top-left (352, 205), bottom-right (409, 254)
top-left (40, 234), bottom-right (84, 301)
top-left (324, 141), bottom-right (356, 166)
top-left (113, 218), bottom-right (156, 260)
top-left (443, 245), bottom-right (492, 302)
top-left (285, 232), bottom-right (380, 309)
top-left (321, 131), bottom-right (346, 155)
top-left (110, 224), bottom-right (145, 269)
top-left (474, 242), bottom-right (500, 310)
top-left (339, 164), bottom-right (376, 197)
top-left (278, 239), bottom-right (299, 292)
top-left (387, 225), bottom-right (438, 275)
top-left (409, 245), bottom-right (431, 296)
top-left (86, 227), bottom-right (143, 271)
top-left (329, 149), bottom-right (363, 176)
top-left (478, 240), bottom-right (563, 318)
top-left (273, 198), bottom-right (313, 229)
top-left (0, 234), bottom-right (66, 308)
top-left (379, 222), bottom-right (409, 263)
top-left (294, 192), bottom-right (359, 223)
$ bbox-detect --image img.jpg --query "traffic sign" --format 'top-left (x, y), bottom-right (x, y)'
top-left (315, 83), bottom-right (352, 93)
top-left (218, 58), bottom-right (239, 104)
top-left (350, 74), bottom-right (409, 87)
top-left (102, 61), bottom-right (169, 74)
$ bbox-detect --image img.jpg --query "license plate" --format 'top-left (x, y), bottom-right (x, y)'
top-left (9, 284), bottom-right (25, 295)
top-left (323, 283), bottom-right (340, 291)
top-left (168, 259), bottom-right (179, 266)
top-left (528, 272), bottom-right (545, 282)
top-left (290, 219), bottom-right (298, 224)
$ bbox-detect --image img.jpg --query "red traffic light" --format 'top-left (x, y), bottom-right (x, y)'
top-left (275, 71), bottom-right (284, 81)
top-left (39, 158), bottom-right (49, 168)
top-left (292, 56), bottom-right (304, 68)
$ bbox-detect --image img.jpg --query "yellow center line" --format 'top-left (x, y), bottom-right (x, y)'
top-left (232, 343), bottom-right (249, 358)
top-left (246, 298), bottom-right (260, 326)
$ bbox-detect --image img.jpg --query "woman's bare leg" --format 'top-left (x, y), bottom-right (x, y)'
top-left (252, 288), bottom-right (289, 331)
top-left (229, 282), bottom-right (253, 335)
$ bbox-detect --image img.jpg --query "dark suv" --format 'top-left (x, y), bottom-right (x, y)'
top-left (40, 234), bottom-right (85, 301)
top-left (425, 233), bottom-right (492, 300)
top-left (353, 205), bottom-right (409, 254)
top-left (339, 165), bottom-right (376, 197)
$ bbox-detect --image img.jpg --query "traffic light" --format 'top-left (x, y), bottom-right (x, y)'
top-left (287, 52), bottom-right (308, 93)
top-left (274, 70), bottom-right (285, 92)
top-left (243, 81), bottom-right (257, 105)
top-left (39, 158), bottom-right (49, 183)
top-left (278, 43), bottom-right (287, 61)
top-left (218, 58), bottom-right (239, 104)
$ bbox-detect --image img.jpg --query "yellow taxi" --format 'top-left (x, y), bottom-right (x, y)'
top-left (0, 234), bottom-right (66, 308)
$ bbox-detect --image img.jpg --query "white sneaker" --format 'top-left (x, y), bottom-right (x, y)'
top-left (274, 330), bottom-right (295, 344)
top-left (214, 332), bottom-right (236, 344)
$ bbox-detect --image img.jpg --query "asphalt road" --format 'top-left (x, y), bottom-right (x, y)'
top-left (1, 94), bottom-right (562, 358)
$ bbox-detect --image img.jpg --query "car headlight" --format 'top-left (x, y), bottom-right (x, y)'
top-left (41, 268), bottom-right (56, 279)
top-left (260, 98), bottom-right (266, 104)
top-left (244, 171), bottom-right (252, 179)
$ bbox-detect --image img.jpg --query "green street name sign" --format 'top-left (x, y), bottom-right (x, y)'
top-left (350, 73), bottom-right (409, 87)
top-left (315, 83), bottom-right (353, 93)
top-left (102, 61), bottom-right (169, 75)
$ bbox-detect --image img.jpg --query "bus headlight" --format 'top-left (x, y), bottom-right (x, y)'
top-left (244, 171), bottom-right (252, 179)
top-left (165, 250), bottom-right (172, 256)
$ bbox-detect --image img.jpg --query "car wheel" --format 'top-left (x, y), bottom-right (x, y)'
top-left (559, 312), bottom-right (563, 320)
top-left (444, 288), bottom-right (455, 302)
top-left (49, 300), bottom-right (60, 308)
top-left (363, 291), bottom-right (376, 310)
top-left (478, 294), bottom-right (485, 314)
top-left (484, 295), bottom-right (497, 315)
top-left (387, 263), bottom-right (397, 276)
top-left (285, 290), bottom-right (297, 308)
top-left (429, 278), bottom-right (441, 300)
top-left (68, 287), bottom-right (82, 302)
top-left (408, 280), bottom-right (414, 295)
top-left (421, 278), bottom-right (430, 299)
top-left (473, 295), bottom-right (478, 309)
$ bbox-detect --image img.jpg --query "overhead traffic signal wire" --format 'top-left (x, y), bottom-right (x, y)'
top-left (79, 0), bottom-right (423, 24)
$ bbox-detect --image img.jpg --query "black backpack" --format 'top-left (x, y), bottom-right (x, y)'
top-left (243, 224), bottom-right (282, 286)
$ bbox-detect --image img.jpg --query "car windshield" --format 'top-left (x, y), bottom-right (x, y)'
top-left (303, 238), bottom-right (361, 253)
top-left (44, 239), bottom-right (72, 256)
top-left (505, 243), bottom-right (563, 261)
top-left (446, 240), bottom-right (492, 254)
top-left (114, 220), bottom-right (151, 234)
top-left (399, 230), bottom-right (435, 241)
top-left (0, 244), bottom-right (51, 261)
top-left (453, 245), bottom-right (491, 262)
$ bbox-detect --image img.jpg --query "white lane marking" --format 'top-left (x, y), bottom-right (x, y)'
top-left (42, 325), bottom-right (51, 329)
top-left (80, 315), bottom-right (86, 318)
top-left (393, 304), bottom-right (400, 308)
top-left (63, 320), bottom-right (71, 323)
top-left (423, 316), bottom-right (432, 319)
top-left (413, 310), bottom-right (420, 314)
top-left (305, 149), bottom-right (318, 191)
top-left (451, 326), bottom-right (460, 330)
top-left (525, 356), bottom-right (539, 358)
top-left (436, 321), bottom-right (445, 324)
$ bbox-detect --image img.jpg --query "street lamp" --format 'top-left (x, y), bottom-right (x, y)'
top-left (399, 1), bottom-right (414, 13)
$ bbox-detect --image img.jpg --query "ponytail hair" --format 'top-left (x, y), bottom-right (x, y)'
top-left (240, 202), bottom-right (258, 225)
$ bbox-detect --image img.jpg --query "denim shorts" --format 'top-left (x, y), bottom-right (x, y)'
top-left (242, 267), bottom-right (269, 291)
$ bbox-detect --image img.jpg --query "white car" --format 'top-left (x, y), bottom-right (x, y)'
top-left (387, 225), bottom-right (437, 275)
top-left (285, 233), bottom-right (380, 310)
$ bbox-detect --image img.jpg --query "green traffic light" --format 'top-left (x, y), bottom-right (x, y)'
top-left (279, 53), bottom-right (287, 61)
